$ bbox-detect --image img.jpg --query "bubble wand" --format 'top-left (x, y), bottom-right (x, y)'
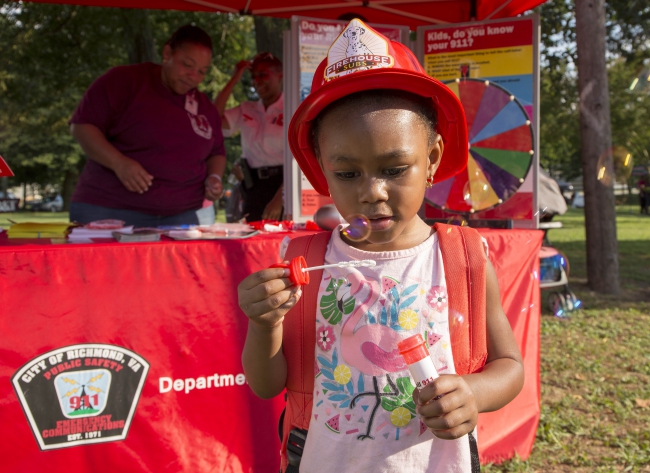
top-left (272, 213), bottom-right (374, 285)
top-left (271, 257), bottom-right (376, 286)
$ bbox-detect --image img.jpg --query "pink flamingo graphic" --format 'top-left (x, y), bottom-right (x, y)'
top-left (340, 272), bottom-right (409, 439)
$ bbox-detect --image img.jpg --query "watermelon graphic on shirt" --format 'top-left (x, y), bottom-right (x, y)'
top-left (425, 330), bottom-right (443, 348)
top-left (382, 276), bottom-right (399, 294)
top-left (325, 414), bottom-right (340, 434)
top-left (420, 419), bottom-right (428, 436)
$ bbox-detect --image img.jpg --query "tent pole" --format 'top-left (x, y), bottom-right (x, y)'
top-left (182, 0), bottom-right (239, 13)
top-left (255, 2), bottom-right (362, 15)
top-left (368, 4), bottom-right (448, 24)
top-left (484, 0), bottom-right (514, 20)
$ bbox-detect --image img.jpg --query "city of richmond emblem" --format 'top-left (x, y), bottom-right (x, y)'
top-left (324, 19), bottom-right (394, 81)
top-left (12, 343), bottom-right (149, 450)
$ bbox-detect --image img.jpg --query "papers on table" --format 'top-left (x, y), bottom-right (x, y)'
top-left (112, 229), bottom-right (161, 242)
top-left (68, 225), bottom-right (133, 241)
top-left (5, 221), bottom-right (260, 242)
top-left (7, 222), bottom-right (74, 239)
top-left (164, 223), bottom-right (258, 240)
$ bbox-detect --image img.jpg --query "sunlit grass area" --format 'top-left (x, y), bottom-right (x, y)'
top-left (485, 206), bottom-right (650, 472)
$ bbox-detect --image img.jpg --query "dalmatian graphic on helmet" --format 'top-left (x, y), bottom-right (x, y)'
top-left (325, 19), bottom-right (394, 80)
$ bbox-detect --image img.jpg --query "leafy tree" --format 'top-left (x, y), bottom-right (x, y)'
top-left (608, 58), bottom-right (650, 183)
top-left (253, 15), bottom-right (289, 61)
top-left (606, 0), bottom-right (650, 64)
top-left (537, 0), bottom-right (650, 181)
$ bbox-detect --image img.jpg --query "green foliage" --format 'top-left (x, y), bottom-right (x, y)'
top-left (606, 0), bottom-right (650, 64)
top-left (539, 61), bottom-right (581, 179)
top-left (608, 60), bottom-right (650, 176)
top-left (536, 0), bottom-right (650, 179)
top-left (0, 2), bottom-right (256, 192)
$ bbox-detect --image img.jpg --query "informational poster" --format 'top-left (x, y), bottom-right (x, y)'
top-left (284, 17), bottom-right (409, 221)
top-left (416, 16), bottom-right (540, 228)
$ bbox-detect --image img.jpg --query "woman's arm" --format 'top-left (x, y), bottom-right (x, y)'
top-left (204, 154), bottom-right (226, 201)
top-left (70, 123), bottom-right (153, 194)
top-left (213, 60), bottom-right (250, 130)
top-left (262, 184), bottom-right (284, 221)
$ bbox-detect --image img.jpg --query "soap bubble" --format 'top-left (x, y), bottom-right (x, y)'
top-left (341, 214), bottom-right (371, 242)
top-left (446, 215), bottom-right (468, 227)
top-left (449, 310), bottom-right (468, 346)
top-left (462, 174), bottom-right (491, 209)
top-left (331, 276), bottom-right (350, 290)
top-left (451, 311), bottom-right (465, 328)
top-left (629, 68), bottom-right (650, 93)
top-left (596, 146), bottom-right (633, 187)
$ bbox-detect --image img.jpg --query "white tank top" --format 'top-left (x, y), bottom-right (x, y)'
top-left (299, 228), bottom-right (474, 472)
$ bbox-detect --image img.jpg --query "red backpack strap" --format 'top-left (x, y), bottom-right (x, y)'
top-left (280, 231), bottom-right (331, 471)
top-left (434, 223), bottom-right (488, 376)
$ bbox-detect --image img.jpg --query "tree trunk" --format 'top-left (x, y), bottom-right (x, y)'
top-left (120, 9), bottom-right (156, 64)
top-left (253, 16), bottom-right (289, 61)
top-left (575, 0), bottom-right (620, 294)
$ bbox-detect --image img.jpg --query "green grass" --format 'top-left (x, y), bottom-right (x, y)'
top-left (546, 206), bottom-right (650, 291)
top-left (484, 206), bottom-right (650, 473)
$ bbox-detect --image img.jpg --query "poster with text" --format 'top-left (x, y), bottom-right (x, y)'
top-left (417, 16), bottom-right (540, 228)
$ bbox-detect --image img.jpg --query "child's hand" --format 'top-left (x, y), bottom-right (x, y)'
top-left (413, 374), bottom-right (478, 440)
top-left (237, 265), bottom-right (302, 329)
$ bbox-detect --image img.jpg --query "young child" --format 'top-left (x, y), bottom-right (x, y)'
top-left (238, 19), bottom-right (524, 472)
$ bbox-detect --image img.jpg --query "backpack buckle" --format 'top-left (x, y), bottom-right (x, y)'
top-left (286, 427), bottom-right (308, 466)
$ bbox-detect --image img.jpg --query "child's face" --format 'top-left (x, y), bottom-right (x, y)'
top-left (317, 105), bottom-right (443, 251)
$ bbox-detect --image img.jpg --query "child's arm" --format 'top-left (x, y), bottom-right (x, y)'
top-left (414, 259), bottom-right (525, 439)
top-left (238, 266), bottom-right (302, 399)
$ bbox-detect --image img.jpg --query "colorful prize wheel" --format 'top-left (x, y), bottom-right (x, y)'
top-left (426, 78), bottom-right (535, 214)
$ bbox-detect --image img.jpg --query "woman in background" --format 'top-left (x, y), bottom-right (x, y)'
top-left (69, 24), bottom-right (226, 227)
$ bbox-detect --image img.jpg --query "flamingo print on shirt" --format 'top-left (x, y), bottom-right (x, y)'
top-left (340, 273), bottom-right (407, 439)
top-left (316, 270), bottom-right (436, 440)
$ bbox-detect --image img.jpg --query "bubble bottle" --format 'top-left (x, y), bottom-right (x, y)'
top-left (397, 334), bottom-right (439, 390)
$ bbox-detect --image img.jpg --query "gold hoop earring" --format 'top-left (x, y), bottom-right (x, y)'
top-left (426, 176), bottom-right (434, 188)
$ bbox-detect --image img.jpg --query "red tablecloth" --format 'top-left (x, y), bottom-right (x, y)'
top-left (0, 229), bottom-right (542, 471)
